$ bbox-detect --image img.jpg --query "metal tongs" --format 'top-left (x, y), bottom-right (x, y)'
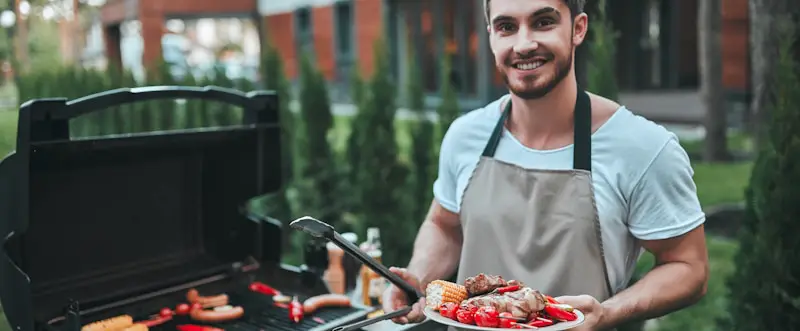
top-left (290, 216), bottom-right (424, 331)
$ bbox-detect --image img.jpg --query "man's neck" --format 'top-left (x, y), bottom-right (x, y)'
top-left (506, 73), bottom-right (579, 148)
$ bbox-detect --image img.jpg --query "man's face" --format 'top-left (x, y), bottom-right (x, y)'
top-left (487, 0), bottom-right (588, 99)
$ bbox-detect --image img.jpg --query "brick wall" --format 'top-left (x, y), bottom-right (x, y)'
top-left (264, 13), bottom-right (297, 79)
top-left (312, 6), bottom-right (335, 80)
top-left (721, 0), bottom-right (749, 91)
top-left (263, 0), bottom-right (384, 81)
top-left (353, 0), bottom-right (383, 77)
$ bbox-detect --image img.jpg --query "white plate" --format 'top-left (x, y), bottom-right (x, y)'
top-left (423, 306), bottom-right (585, 330)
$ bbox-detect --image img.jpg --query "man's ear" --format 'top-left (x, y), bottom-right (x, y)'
top-left (572, 13), bottom-right (589, 46)
top-left (486, 24), bottom-right (491, 33)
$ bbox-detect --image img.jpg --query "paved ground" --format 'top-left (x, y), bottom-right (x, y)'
top-left (619, 90), bottom-right (707, 125)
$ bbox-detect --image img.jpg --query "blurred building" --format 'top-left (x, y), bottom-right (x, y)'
top-left (92, 0), bottom-right (750, 122)
top-left (259, 0), bottom-right (750, 122)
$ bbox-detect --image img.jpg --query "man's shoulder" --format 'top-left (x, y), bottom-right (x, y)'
top-left (441, 97), bottom-right (507, 150)
top-left (596, 106), bottom-right (679, 156)
top-left (594, 106), bottom-right (691, 192)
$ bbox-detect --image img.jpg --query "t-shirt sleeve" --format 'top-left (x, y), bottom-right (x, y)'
top-left (627, 138), bottom-right (706, 240)
top-left (432, 123), bottom-right (461, 213)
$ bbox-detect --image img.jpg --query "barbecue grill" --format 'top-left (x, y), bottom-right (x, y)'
top-left (0, 86), bottom-right (374, 331)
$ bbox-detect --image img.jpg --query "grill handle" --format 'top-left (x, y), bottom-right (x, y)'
top-left (289, 216), bottom-right (423, 303)
top-left (332, 306), bottom-right (412, 331)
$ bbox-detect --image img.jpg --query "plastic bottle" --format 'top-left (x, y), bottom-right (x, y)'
top-left (323, 242), bottom-right (346, 294)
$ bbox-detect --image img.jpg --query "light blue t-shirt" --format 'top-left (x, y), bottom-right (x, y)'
top-left (433, 95), bottom-right (706, 292)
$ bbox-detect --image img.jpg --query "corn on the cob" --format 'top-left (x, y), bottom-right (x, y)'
top-left (425, 280), bottom-right (468, 311)
top-left (81, 315), bottom-right (134, 331)
top-left (121, 324), bottom-right (149, 331)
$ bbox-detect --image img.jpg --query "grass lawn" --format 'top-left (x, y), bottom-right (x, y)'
top-left (0, 111), bottom-right (748, 331)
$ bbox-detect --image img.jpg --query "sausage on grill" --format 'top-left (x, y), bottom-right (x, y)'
top-left (189, 306), bottom-right (244, 323)
top-left (81, 315), bottom-right (134, 331)
top-left (303, 294), bottom-right (352, 314)
top-left (187, 289), bottom-right (229, 308)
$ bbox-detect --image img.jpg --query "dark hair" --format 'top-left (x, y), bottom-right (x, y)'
top-left (483, 0), bottom-right (586, 23)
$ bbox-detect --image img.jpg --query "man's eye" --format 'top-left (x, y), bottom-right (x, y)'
top-left (497, 23), bottom-right (515, 32)
top-left (534, 19), bottom-right (555, 28)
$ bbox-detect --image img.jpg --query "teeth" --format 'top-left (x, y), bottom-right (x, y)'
top-left (515, 61), bottom-right (544, 70)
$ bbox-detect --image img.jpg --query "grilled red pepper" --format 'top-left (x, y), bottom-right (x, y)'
top-left (498, 312), bottom-right (516, 328)
top-left (544, 303), bottom-right (578, 322)
top-left (289, 296), bottom-right (304, 323)
top-left (545, 295), bottom-right (559, 304)
top-left (528, 317), bottom-right (555, 327)
top-left (249, 282), bottom-right (280, 296)
top-left (474, 306), bottom-right (499, 328)
top-left (177, 325), bottom-right (224, 331)
top-left (439, 302), bottom-right (458, 320)
top-left (175, 303), bottom-right (191, 315)
top-left (455, 307), bottom-right (475, 325)
top-left (496, 284), bottom-right (521, 294)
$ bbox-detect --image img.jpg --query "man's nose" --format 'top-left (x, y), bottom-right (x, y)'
top-left (512, 29), bottom-right (539, 55)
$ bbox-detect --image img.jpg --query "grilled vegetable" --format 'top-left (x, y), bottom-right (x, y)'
top-left (474, 306), bottom-right (499, 327)
top-left (456, 307), bottom-right (476, 325)
top-left (528, 317), bottom-right (555, 327)
top-left (425, 280), bottom-right (468, 311)
top-left (289, 296), bottom-right (304, 323)
top-left (496, 284), bottom-right (521, 294)
top-left (544, 303), bottom-right (578, 321)
top-left (498, 312), bottom-right (516, 328)
top-left (439, 302), bottom-right (458, 320)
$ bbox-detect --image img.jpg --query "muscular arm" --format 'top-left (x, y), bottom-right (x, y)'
top-left (598, 138), bottom-right (709, 329)
top-left (406, 199), bottom-right (463, 287)
top-left (599, 225), bottom-right (709, 329)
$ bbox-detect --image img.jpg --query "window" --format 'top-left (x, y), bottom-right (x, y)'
top-left (334, 1), bottom-right (353, 58)
top-left (295, 7), bottom-right (313, 59)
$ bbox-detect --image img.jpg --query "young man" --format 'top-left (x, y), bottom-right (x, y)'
top-left (382, 0), bottom-right (709, 330)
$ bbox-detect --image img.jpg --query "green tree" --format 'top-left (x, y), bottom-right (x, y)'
top-left (585, 0), bottom-right (619, 100)
top-left (721, 17), bottom-right (800, 331)
top-left (406, 46), bottom-right (435, 223)
top-left (437, 55), bottom-right (460, 147)
top-left (355, 39), bottom-right (413, 266)
top-left (293, 53), bottom-right (339, 225)
top-left (341, 65), bottom-right (368, 231)
top-left (257, 37), bottom-right (295, 225)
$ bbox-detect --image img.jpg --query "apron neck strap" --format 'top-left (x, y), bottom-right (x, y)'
top-left (481, 89), bottom-right (593, 171)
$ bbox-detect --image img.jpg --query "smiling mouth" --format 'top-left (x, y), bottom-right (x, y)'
top-left (512, 60), bottom-right (546, 71)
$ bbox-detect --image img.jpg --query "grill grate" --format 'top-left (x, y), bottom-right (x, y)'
top-left (144, 290), bottom-right (368, 331)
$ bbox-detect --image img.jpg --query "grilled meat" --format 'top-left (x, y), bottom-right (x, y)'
top-left (461, 287), bottom-right (546, 319)
top-left (464, 273), bottom-right (507, 296)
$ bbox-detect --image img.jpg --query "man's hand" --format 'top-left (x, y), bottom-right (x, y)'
top-left (381, 267), bottom-right (427, 324)
top-left (555, 295), bottom-right (604, 331)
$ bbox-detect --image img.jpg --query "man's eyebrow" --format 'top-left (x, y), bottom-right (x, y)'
top-left (491, 15), bottom-right (514, 25)
top-left (490, 7), bottom-right (560, 25)
top-left (531, 6), bottom-right (560, 18)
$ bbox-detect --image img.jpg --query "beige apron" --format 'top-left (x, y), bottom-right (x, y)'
top-left (450, 90), bottom-right (613, 329)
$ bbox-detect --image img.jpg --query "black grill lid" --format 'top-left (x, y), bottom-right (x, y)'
top-left (0, 86), bottom-right (283, 330)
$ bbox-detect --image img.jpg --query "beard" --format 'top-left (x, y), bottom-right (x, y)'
top-left (500, 47), bottom-right (573, 100)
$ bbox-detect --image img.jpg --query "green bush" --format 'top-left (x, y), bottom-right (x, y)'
top-left (252, 38), bottom-right (294, 227)
top-left (406, 45), bottom-right (435, 223)
top-left (291, 53), bottom-right (341, 228)
top-left (721, 17), bottom-right (800, 331)
top-left (586, 0), bottom-right (618, 100)
top-left (436, 55), bottom-right (459, 146)
top-left (353, 39), bottom-right (413, 266)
